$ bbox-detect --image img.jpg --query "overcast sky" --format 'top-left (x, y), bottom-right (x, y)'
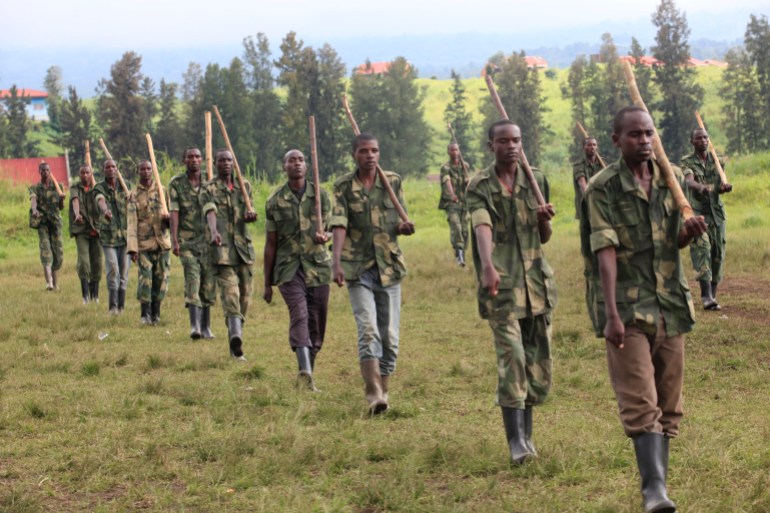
top-left (3, 0), bottom-right (767, 49)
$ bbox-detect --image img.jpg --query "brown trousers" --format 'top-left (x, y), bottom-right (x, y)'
top-left (606, 317), bottom-right (684, 438)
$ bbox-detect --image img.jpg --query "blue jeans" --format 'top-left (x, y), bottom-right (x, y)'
top-left (347, 267), bottom-right (401, 376)
top-left (102, 245), bottom-right (129, 292)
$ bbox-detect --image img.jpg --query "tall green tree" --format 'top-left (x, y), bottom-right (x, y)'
top-left (719, 47), bottom-right (764, 154)
top-left (95, 51), bottom-right (150, 172)
top-left (480, 51), bottom-right (549, 164)
top-left (629, 37), bottom-right (653, 101)
top-left (443, 70), bottom-right (478, 167)
top-left (140, 76), bottom-right (158, 134)
top-left (563, 55), bottom-right (588, 158)
top-left (349, 57), bottom-right (432, 175)
top-left (44, 65), bottom-right (63, 132)
top-left (744, 14), bottom-right (770, 148)
top-left (3, 85), bottom-right (39, 158)
top-left (154, 80), bottom-right (182, 159)
top-left (55, 86), bottom-right (92, 173)
top-left (651, 0), bottom-right (704, 160)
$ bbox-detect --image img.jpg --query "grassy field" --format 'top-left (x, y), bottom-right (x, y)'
top-left (1, 150), bottom-right (769, 512)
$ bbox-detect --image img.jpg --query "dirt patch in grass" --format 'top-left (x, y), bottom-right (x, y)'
top-left (691, 275), bottom-right (770, 324)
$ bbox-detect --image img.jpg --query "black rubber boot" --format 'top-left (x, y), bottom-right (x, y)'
top-left (296, 347), bottom-right (318, 391)
top-left (189, 306), bottom-right (203, 339)
top-left (309, 350), bottom-right (317, 371)
top-left (117, 289), bottom-right (126, 313)
top-left (201, 306), bottom-right (215, 339)
top-left (227, 317), bottom-right (246, 361)
top-left (140, 302), bottom-right (152, 325)
top-left (698, 280), bottom-right (718, 310)
top-left (108, 289), bottom-right (119, 315)
top-left (89, 281), bottom-right (99, 303)
top-left (710, 282), bottom-right (721, 309)
top-left (524, 405), bottom-right (537, 456)
top-left (80, 279), bottom-right (90, 304)
top-left (455, 248), bottom-right (466, 267)
top-left (633, 433), bottom-right (676, 513)
top-left (501, 407), bottom-right (534, 465)
top-left (150, 301), bottom-right (161, 325)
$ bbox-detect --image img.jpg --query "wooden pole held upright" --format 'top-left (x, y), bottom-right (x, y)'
top-left (308, 116), bottom-right (324, 236)
top-left (145, 133), bottom-right (169, 215)
top-left (575, 121), bottom-right (607, 169)
top-left (341, 94), bottom-right (411, 224)
top-left (621, 60), bottom-right (693, 220)
top-left (205, 111), bottom-right (213, 181)
top-left (98, 138), bottom-right (130, 195)
top-left (84, 140), bottom-right (96, 187)
top-left (211, 106), bottom-right (254, 214)
top-left (694, 111), bottom-right (728, 185)
top-left (484, 74), bottom-right (547, 208)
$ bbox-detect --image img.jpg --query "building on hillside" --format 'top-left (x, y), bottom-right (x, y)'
top-left (0, 156), bottom-right (70, 188)
top-left (480, 56), bottom-right (548, 76)
top-left (617, 55), bottom-right (661, 67)
top-left (354, 61), bottom-right (411, 75)
top-left (0, 89), bottom-right (49, 121)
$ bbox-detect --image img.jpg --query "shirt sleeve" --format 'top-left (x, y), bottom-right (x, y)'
top-left (168, 180), bottom-right (180, 212)
top-left (586, 184), bottom-right (619, 252)
top-left (466, 183), bottom-right (492, 229)
top-left (329, 183), bottom-right (348, 229)
top-left (264, 199), bottom-right (277, 232)
top-left (201, 185), bottom-right (217, 216)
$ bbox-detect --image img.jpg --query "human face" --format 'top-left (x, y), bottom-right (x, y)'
top-left (184, 148), bottom-right (202, 173)
top-left (448, 144), bottom-right (460, 161)
top-left (691, 129), bottom-right (709, 154)
top-left (80, 166), bottom-right (92, 185)
top-left (216, 151), bottom-right (233, 179)
top-left (353, 140), bottom-right (380, 173)
top-left (612, 111), bottom-right (654, 166)
top-left (138, 161), bottom-right (153, 185)
top-left (39, 164), bottom-right (51, 181)
top-left (104, 160), bottom-right (117, 181)
top-left (283, 150), bottom-right (307, 182)
top-left (584, 139), bottom-right (598, 159)
top-left (488, 124), bottom-right (522, 166)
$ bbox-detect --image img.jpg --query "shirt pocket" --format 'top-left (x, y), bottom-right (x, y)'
top-left (383, 197), bottom-right (400, 225)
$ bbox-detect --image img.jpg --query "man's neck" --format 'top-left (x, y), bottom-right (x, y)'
top-left (106, 178), bottom-right (116, 189)
top-left (288, 177), bottom-right (306, 192)
top-left (697, 150), bottom-right (708, 162)
top-left (586, 154), bottom-right (597, 164)
top-left (187, 169), bottom-right (201, 182)
top-left (140, 179), bottom-right (152, 189)
top-left (625, 158), bottom-right (650, 180)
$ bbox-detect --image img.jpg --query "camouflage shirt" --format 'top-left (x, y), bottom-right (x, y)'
top-left (201, 177), bottom-right (256, 266)
top-left (329, 170), bottom-right (408, 286)
top-left (467, 164), bottom-right (557, 321)
top-left (438, 160), bottom-right (470, 210)
top-left (572, 157), bottom-right (604, 219)
top-left (680, 152), bottom-right (726, 225)
top-left (584, 158), bottom-right (695, 338)
top-left (29, 182), bottom-right (63, 225)
top-left (94, 180), bottom-right (129, 247)
top-left (127, 180), bottom-right (172, 254)
top-left (265, 181), bottom-right (331, 287)
top-left (68, 181), bottom-right (99, 237)
top-left (168, 173), bottom-right (206, 249)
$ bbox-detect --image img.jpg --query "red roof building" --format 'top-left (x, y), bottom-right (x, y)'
top-left (0, 89), bottom-right (50, 121)
top-left (355, 62), bottom-right (394, 75)
top-left (0, 157), bottom-right (70, 188)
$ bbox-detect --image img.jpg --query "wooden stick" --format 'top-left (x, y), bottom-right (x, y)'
top-left (621, 60), bottom-right (693, 220)
top-left (205, 111), bottom-right (213, 181)
top-left (446, 122), bottom-right (470, 183)
top-left (145, 133), bottom-right (169, 215)
top-left (308, 116), bottom-right (324, 236)
top-left (575, 121), bottom-right (607, 168)
top-left (484, 74), bottom-right (547, 208)
top-left (98, 138), bottom-right (130, 195)
top-left (84, 140), bottom-right (96, 187)
top-left (341, 94), bottom-right (411, 224)
top-left (694, 111), bottom-right (728, 184)
top-left (49, 169), bottom-right (64, 196)
top-left (212, 106), bottom-right (254, 214)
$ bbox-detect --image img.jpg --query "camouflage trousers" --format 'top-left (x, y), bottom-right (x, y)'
top-left (445, 206), bottom-right (469, 251)
top-left (136, 250), bottom-right (170, 303)
top-left (213, 263), bottom-right (253, 321)
top-left (75, 233), bottom-right (103, 282)
top-left (37, 220), bottom-right (63, 270)
top-left (689, 220), bottom-right (725, 283)
top-left (179, 246), bottom-right (216, 307)
top-left (488, 312), bottom-right (552, 409)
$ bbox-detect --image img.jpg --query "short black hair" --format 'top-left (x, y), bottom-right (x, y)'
top-left (487, 119), bottom-right (516, 141)
top-left (612, 106), bottom-right (649, 135)
top-left (690, 128), bottom-right (708, 140)
top-left (352, 132), bottom-right (378, 152)
top-left (38, 161), bottom-right (49, 170)
top-left (447, 142), bottom-right (459, 150)
top-left (182, 147), bottom-right (201, 160)
top-left (583, 137), bottom-right (597, 146)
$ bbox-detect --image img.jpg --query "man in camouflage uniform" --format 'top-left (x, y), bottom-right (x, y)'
top-left (467, 120), bottom-right (556, 465)
top-left (438, 142), bottom-right (470, 266)
top-left (69, 164), bottom-right (103, 304)
top-left (681, 128), bottom-right (733, 310)
top-left (95, 159), bottom-right (131, 314)
top-left (203, 149), bottom-right (258, 361)
top-left (263, 149), bottom-right (331, 391)
top-left (128, 160), bottom-right (171, 325)
top-left (29, 161), bottom-right (65, 290)
top-left (331, 132), bottom-right (415, 414)
top-left (572, 137), bottom-right (603, 220)
top-left (582, 106), bottom-right (707, 513)
top-left (169, 148), bottom-right (216, 339)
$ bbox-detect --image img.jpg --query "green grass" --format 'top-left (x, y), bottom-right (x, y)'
top-left (0, 152), bottom-right (768, 511)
